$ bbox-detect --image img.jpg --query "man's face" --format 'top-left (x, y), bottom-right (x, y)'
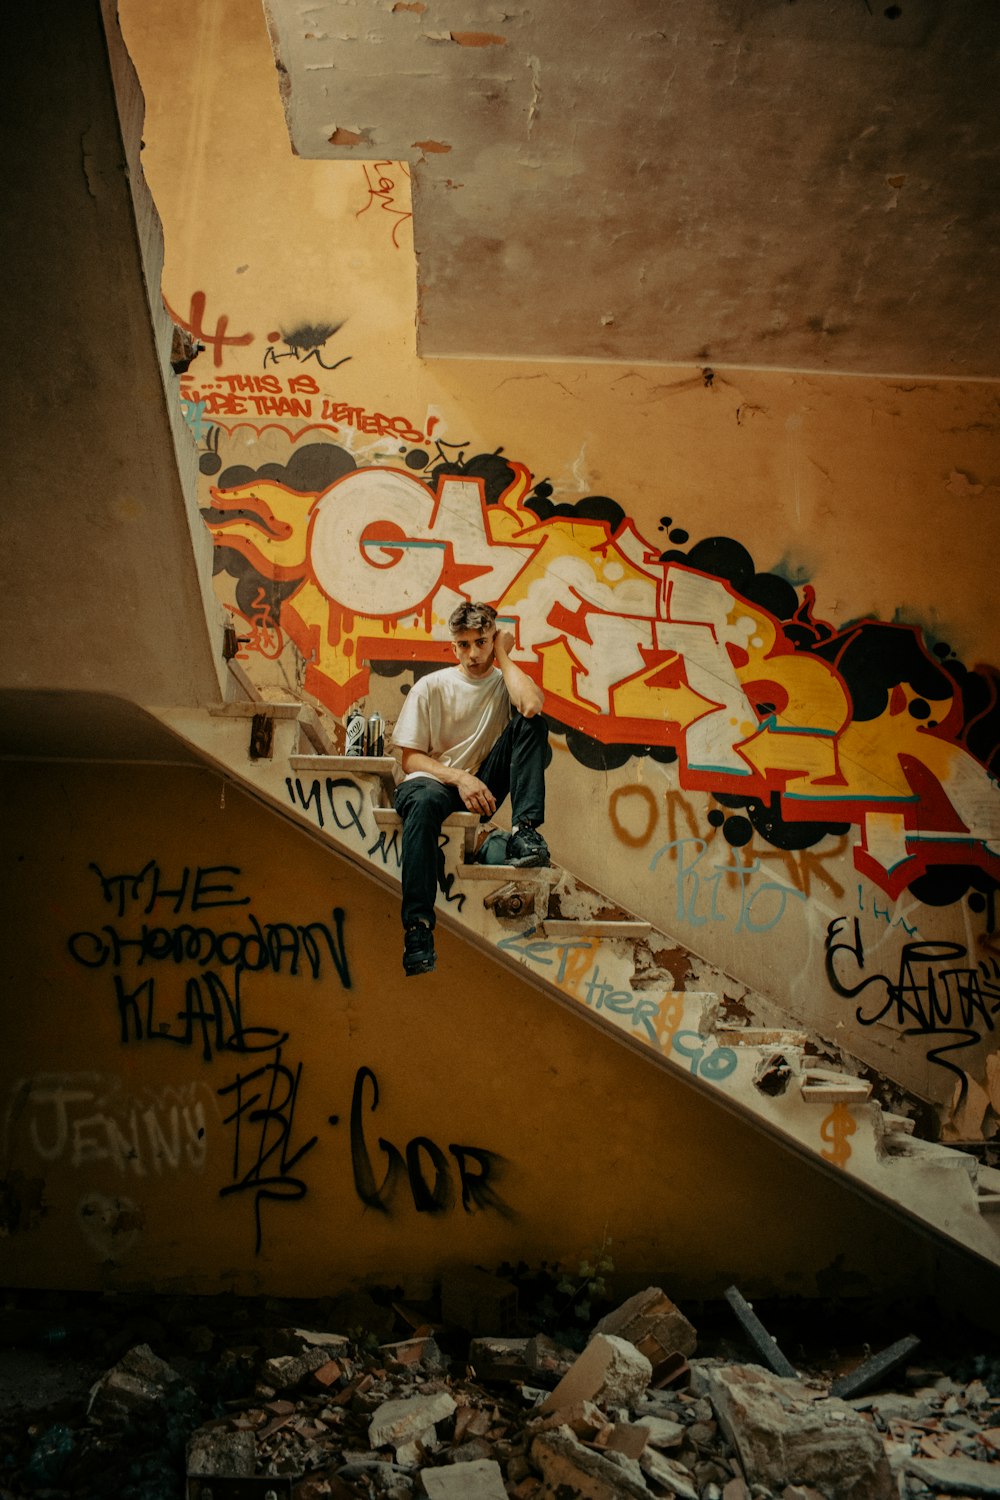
top-left (450, 625), bottom-right (497, 680)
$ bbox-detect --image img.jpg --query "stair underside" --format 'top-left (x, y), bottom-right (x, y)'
top-left (155, 705), bottom-right (1000, 1275)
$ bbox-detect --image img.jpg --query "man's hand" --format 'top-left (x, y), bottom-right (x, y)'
top-left (456, 771), bottom-right (496, 816)
top-left (494, 627), bottom-right (515, 659)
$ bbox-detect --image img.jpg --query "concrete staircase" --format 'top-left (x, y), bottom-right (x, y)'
top-left (155, 678), bottom-right (1000, 1274)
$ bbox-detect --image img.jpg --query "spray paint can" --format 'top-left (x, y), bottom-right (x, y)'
top-left (345, 709), bottom-right (365, 756)
top-left (366, 712), bottom-right (385, 758)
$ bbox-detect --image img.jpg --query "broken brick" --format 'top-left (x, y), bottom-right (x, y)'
top-left (540, 1334), bottom-right (652, 1414)
top-left (593, 1287), bottom-right (697, 1360)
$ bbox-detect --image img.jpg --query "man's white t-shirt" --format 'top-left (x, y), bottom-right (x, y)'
top-left (392, 666), bottom-right (511, 783)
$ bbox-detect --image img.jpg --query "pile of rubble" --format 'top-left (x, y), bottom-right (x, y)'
top-left (2, 1278), bottom-right (999, 1499)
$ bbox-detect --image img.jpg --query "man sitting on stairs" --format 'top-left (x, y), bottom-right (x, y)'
top-left (391, 601), bottom-right (551, 977)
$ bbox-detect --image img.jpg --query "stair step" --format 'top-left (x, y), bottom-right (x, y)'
top-left (458, 863), bottom-right (560, 881)
top-left (290, 754), bottom-right (399, 798)
top-left (291, 753), bottom-right (398, 775)
top-left (715, 1028), bottom-right (809, 1048)
top-left (883, 1136), bottom-right (979, 1180)
top-left (212, 701), bottom-right (303, 719)
top-left (800, 1070), bottom-right (872, 1103)
top-left (540, 918), bottom-right (652, 939)
top-left (977, 1191), bottom-right (1000, 1214)
top-left (372, 807), bottom-right (479, 829)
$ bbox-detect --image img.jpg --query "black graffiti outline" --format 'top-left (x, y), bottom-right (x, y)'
top-left (825, 916), bottom-right (1000, 1079)
top-left (218, 1047), bottom-right (318, 1254)
top-left (348, 1065), bottom-right (510, 1219)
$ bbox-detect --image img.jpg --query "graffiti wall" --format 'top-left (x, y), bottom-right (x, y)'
top-left (2, 762), bottom-right (934, 1296)
top-left (118, 0), bottom-right (1000, 1130)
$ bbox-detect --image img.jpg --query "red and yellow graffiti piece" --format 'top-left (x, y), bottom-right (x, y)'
top-left (205, 459), bottom-right (1000, 897)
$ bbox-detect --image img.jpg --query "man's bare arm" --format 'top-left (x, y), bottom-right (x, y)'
top-left (399, 748), bottom-right (497, 815)
top-left (494, 629), bottom-right (544, 717)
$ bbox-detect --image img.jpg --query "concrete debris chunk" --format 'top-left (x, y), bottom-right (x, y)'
top-left (639, 1446), bottom-right (700, 1498)
top-left (291, 1327), bottom-right (352, 1350)
top-left (13, 1288), bottom-right (1000, 1500)
top-left (423, 1457), bottom-right (509, 1497)
top-left (540, 1334), bottom-right (652, 1414)
top-left (853, 1390), bottom-right (939, 1425)
top-left (592, 1286), bottom-right (697, 1359)
top-left (904, 1453), bottom-right (1000, 1495)
top-left (187, 1421), bottom-right (256, 1477)
top-left (261, 1345), bottom-right (333, 1389)
top-left (368, 1390), bottom-right (457, 1451)
top-left (635, 1412), bottom-right (684, 1448)
top-left (87, 1342), bottom-right (188, 1420)
top-left (531, 1426), bottom-right (652, 1498)
top-left (704, 1364), bottom-right (895, 1500)
top-left (396, 1433), bottom-right (435, 1467)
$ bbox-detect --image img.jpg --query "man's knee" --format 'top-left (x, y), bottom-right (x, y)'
top-left (513, 711), bottom-right (549, 742)
top-left (512, 712), bottom-right (549, 760)
top-left (396, 780), bottom-right (454, 830)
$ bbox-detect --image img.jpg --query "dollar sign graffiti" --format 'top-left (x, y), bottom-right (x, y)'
top-left (820, 1101), bottom-right (856, 1168)
top-left (655, 994), bottom-right (685, 1055)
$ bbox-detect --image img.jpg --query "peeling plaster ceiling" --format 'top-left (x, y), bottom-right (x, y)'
top-left (262, 0), bottom-right (1000, 378)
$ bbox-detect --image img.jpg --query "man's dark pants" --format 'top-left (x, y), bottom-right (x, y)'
top-left (394, 712), bottom-right (549, 931)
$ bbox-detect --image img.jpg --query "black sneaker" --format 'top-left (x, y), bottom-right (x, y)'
top-left (403, 923), bottom-right (436, 976)
top-left (507, 823), bottom-right (550, 868)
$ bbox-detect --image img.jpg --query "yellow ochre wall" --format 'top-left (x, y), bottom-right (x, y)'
top-left (117, 0), bottom-right (1000, 1136)
top-left (3, 0), bottom-right (997, 1312)
top-left (1, 760), bottom-right (941, 1299)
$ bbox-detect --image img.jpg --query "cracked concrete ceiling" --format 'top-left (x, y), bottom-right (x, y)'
top-left (262, 0), bottom-right (999, 378)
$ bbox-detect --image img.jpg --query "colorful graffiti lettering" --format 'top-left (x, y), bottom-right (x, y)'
top-left (180, 373), bottom-right (425, 446)
top-left (201, 443), bottom-right (1000, 907)
top-left (491, 925), bottom-right (734, 1081)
